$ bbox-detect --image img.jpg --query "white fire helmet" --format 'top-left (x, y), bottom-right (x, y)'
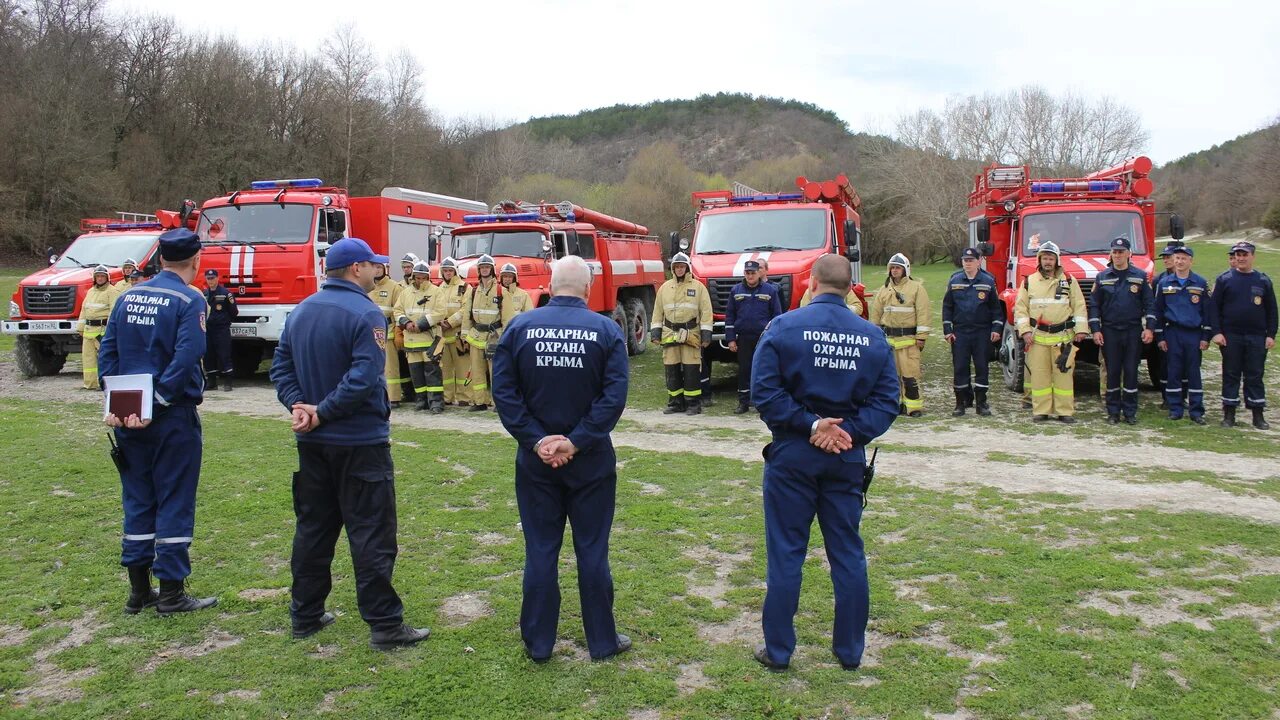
top-left (93, 264), bottom-right (110, 277)
top-left (1037, 241), bottom-right (1062, 258)
top-left (500, 262), bottom-right (518, 277)
top-left (441, 257), bottom-right (458, 271)
top-left (412, 261), bottom-right (431, 275)
top-left (887, 253), bottom-right (911, 276)
top-left (477, 254), bottom-right (495, 267)
top-left (670, 252), bottom-right (691, 268)
top-left (401, 252), bottom-right (420, 266)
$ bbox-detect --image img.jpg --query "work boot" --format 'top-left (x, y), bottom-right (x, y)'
top-left (952, 392), bottom-right (966, 417)
top-left (1032, 414), bottom-right (1050, 422)
top-left (664, 397), bottom-right (686, 415)
top-left (686, 397), bottom-right (702, 416)
top-left (1190, 416), bottom-right (1206, 425)
top-left (1021, 398), bottom-right (1032, 410)
top-left (221, 374), bottom-right (232, 392)
top-left (155, 579), bottom-right (218, 616)
top-left (414, 396), bottom-right (429, 412)
top-left (1058, 415), bottom-right (1076, 424)
top-left (899, 402), bottom-right (908, 416)
top-left (592, 634), bottom-right (632, 661)
top-left (1221, 406), bottom-right (1236, 428)
top-left (907, 410), bottom-right (923, 418)
top-left (205, 373), bottom-right (218, 390)
top-left (734, 398), bottom-right (750, 415)
top-left (1253, 408), bottom-right (1271, 430)
top-left (1124, 416), bottom-right (1138, 425)
top-left (292, 612), bottom-right (336, 640)
top-left (429, 393), bottom-right (445, 414)
top-left (1107, 414), bottom-right (1120, 425)
top-left (124, 565), bottom-right (159, 615)
top-left (469, 404), bottom-right (488, 412)
top-left (369, 623), bottom-right (431, 651)
top-left (964, 388), bottom-right (974, 408)
top-left (974, 389), bottom-right (991, 416)
top-left (753, 642), bottom-right (789, 672)
top-left (702, 393), bottom-right (715, 408)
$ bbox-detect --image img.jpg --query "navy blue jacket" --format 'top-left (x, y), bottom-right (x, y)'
top-left (725, 279), bottom-right (782, 342)
top-left (270, 278), bottom-right (390, 446)
top-left (492, 296), bottom-right (629, 480)
top-left (99, 270), bottom-right (206, 408)
top-left (1088, 264), bottom-right (1154, 333)
top-left (1153, 272), bottom-right (1214, 340)
top-left (752, 293), bottom-right (900, 464)
top-left (204, 284), bottom-right (239, 326)
top-left (1211, 269), bottom-right (1277, 338)
top-left (941, 269), bottom-right (1003, 335)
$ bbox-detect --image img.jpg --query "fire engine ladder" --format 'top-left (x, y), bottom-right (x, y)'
top-left (732, 182), bottom-right (763, 197)
top-left (116, 211), bottom-right (158, 223)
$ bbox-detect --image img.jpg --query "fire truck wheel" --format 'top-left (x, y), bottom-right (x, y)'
top-left (625, 298), bottom-right (649, 356)
top-left (610, 302), bottom-right (629, 348)
top-left (14, 336), bottom-right (67, 377)
top-left (1000, 324), bottom-right (1024, 393)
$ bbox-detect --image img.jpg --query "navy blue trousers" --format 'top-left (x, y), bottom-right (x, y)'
top-left (1164, 327), bottom-right (1205, 418)
top-left (762, 439), bottom-right (868, 668)
top-left (118, 406), bottom-right (202, 580)
top-left (515, 450), bottom-right (619, 659)
top-left (735, 333), bottom-right (760, 401)
top-left (950, 329), bottom-right (991, 393)
top-left (1221, 333), bottom-right (1268, 409)
top-left (205, 323), bottom-right (233, 375)
top-left (1102, 327), bottom-right (1142, 418)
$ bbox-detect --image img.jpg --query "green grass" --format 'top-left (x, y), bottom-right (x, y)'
top-left (1, 398), bottom-right (1278, 718)
top-left (0, 266), bottom-right (30, 355)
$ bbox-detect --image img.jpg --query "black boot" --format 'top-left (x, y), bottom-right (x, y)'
top-left (975, 388), bottom-right (991, 416)
top-left (952, 391), bottom-right (966, 417)
top-left (964, 388), bottom-right (974, 408)
top-left (124, 565), bottom-right (159, 614)
top-left (685, 397), bottom-right (702, 415)
top-left (664, 396), bottom-right (686, 414)
top-left (221, 373), bottom-right (232, 391)
top-left (414, 396), bottom-right (429, 411)
top-left (469, 403), bottom-right (489, 412)
top-left (369, 623), bottom-right (431, 651)
top-left (1253, 408), bottom-right (1271, 430)
top-left (1221, 406), bottom-right (1236, 428)
top-left (205, 372), bottom-right (218, 390)
top-left (155, 579), bottom-right (218, 616)
top-left (429, 393), bottom-right (445, 414)
top-left (734, 395), bottom-right (750, 414)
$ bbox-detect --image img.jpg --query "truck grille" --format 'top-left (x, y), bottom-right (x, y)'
top-left (1076, 279), bottom-right (1095, 306)
top-left (707, 275), bottom-right (792, 315)
top-left (23, 286), bottom-right (76, 316)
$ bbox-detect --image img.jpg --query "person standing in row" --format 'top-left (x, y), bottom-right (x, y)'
top-left (114, 258), bottom-right (139, 291)
top-left (1210, 241), bottom-right (1276, 429)
top-left (1087, 238), bottom-right (1154, 424)
top-left (1014, 242), bottom-right (1088, 423)
top-left (202, 269), bottom-right (238, 392)
top-left (725, 260), bottom-right (782, 414)
top-left (396, 262), bottom-right (445, 413)
top-left (492, 255), bottom-right (631, 663)
top-left (368, 262), bottom-right (407, 407)
top-left (942, 248), bottom-right (1003, 416)
top-left (80, 264), bottom-right (121, 390)
top-left (652, 252), bottom-right (713, 415)
top-left (435, 257), bottom-right (471, 406)
top-left (395, 253), bottom-right (421, 408)
top-left (871, 254), bottom-right (930, 417)
top-left (462, 255), bottom-right (501, 412)
top-left (99, 229), bottom-right (216, 616)
top-left (1153, 245), bottom-right (1213, 424)
top-left (269, 237), bottom-right (429, 650)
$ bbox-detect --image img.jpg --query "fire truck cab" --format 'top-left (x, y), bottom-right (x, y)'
top-left (4, 213), bottom-right (171, 377)
top-left (195, 179), bottom-right (485, 375)
top-left (967, 157), bottom-right (1184, 392)
top-left (673, 176), bottom-right (865, 363)
top-left (445, 201), bottom-right (664, 356)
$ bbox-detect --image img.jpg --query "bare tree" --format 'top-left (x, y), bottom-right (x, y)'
top-left (322, 22), bottom-right (377, 189)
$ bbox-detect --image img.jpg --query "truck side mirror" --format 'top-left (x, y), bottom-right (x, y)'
top-left (976, 218), bottom-right (990, 246)
top-left (46, 247), bottom-right (57, 266)
top-left (978, 242), bottom-right (995, 257)
top-left (1169, 214), bottom-right (1185, 241)
top-left (845, 246), bottom-right (861, 263)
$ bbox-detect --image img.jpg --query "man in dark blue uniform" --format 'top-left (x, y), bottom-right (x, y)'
top-left (725, 259), bottom-right (783, 414)
top-left (1210, 241), bottom-right (1277, 429)
top-left (269, 237), bottom-right (430, 650)
top-left (492, 255), bottom-right (631, 663)
top-left (942, 247), bottom-right (1003, 416)
top-left (751, 254), bottom-right (900, 672)
top-left (202, 269), bottom-right (238, 391)
top-left (1153, 245), bottom-right (1213, 424)
top-left (1152, 242), bottom-right (1182, 405)
top-left (99, 228), bottom-right (217, 616)
top-left (1088, 238), bottom-right (1155, 424)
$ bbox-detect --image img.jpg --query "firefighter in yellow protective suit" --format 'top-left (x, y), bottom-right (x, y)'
top-left (651, 252), bottom-right (713, 415)
top-left (113, 258), bottom-right (139, 291)
top-left (394, 253), bottom-right (421, 406)
top-left (463, 258), bottom-right (533, 412)
top-left (368, 262), bottom-right (407, 406)
top-left (872, 253), bottom-right (931, 416)
top-left (81, 264), bottom-right (121, 389)
top-left (799, 284), bottom-right (863, 315)
top-left (395, 261), bottom-right (445, 413)
top-left (1014, 241), bottom-right (1088, 423)
top-left (434, 257), bottom-right (472, 405)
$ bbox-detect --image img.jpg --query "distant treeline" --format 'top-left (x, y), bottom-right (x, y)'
top-left (1153, 121), bottom-right (1280, 234)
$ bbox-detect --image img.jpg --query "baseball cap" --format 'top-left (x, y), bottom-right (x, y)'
top-left (325, 237), bottom-right (388, 269)
top-left (204, 269), bottom-right (218, 279)
top-left (744, 260), bottom-right (761, 272)
top-left (1229, 241), bottom-right (1256, 254)
top-left (960, 247), bottom-right (981, 260)
top-left (1109, 237), bottom-right (1131, 251)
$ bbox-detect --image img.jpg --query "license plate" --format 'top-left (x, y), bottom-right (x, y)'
top-left (230, 326), bottom-right (257, 338)
top-left (25, 321), bottom-right (60, 331)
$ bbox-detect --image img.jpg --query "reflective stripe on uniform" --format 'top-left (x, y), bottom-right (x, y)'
top-left (1033, 333), bottom-right (1072, 346)
top-left (1052, 388), bottom-right (1073, 398)
top-left (156, 536), bottom-right (193, 544)
top-left (124, 533), bottom-right (155, 541)
top-left (887, 336), bottom-right (916, 349)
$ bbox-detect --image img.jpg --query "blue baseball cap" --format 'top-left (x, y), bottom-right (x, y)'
top-left (204, 269), bottom-right (218, 279)
top-left (1109, 237), bottom-right (1131, 251)
top-left (325, 237), bottom-right (388, 269)
top-left (1170, 245), bottom-right (1193, 257)
top-left (158, 228), bottom-right (201, 261)
top-left (960, 247), bottom-right (981, 260)
top-left (744, 260), bottom-right (761, 272)
top-left (1229, 241), bottom-right (1255, 254)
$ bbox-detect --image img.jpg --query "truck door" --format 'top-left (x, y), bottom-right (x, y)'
top-left (317, 208), bottom-right (347, 276)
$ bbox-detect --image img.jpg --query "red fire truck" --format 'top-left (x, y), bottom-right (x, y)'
top-left (4, 211), bottom-right (181, 377)
top-left (194, 179), bottom-right (486, 375)
top-left (673, 176), bottom-right (866, 363)
top-left (445, 201), bottom-right (664, 355)
top-left (967, 156), bottom-right (1185, 392)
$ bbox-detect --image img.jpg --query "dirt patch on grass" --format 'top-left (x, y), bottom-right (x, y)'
top-left (141, 630), bottom-right (243, 673)
top-left (675, 662), bottom-right (713, 695)
top-left (910, 622), bottom-right (1004, 669)
top-left (237, 587), bottom-right (289, 602)
top-left (9, 611), bottom-right (107, 706)
top-left (1079, 589), bottom-right (1223, 631)
top-left (684, 546), bottom-right (752, 608)
top-left (318, 685), bottom-right (371, 713)
top-left (473, 532), bottom-right (512, 546)
top-left (893, 574), bottom-right (959, 609)
top-left (439, 592), bottom-right (493, 626)
top-left (0, 624), bottom-right (31, 647)
top-left (696, 610), bottom-right (758, 646)
top-left (627, 710), bottom-right (660, 720)
top-left (211, 689), bottom-right (261, 704)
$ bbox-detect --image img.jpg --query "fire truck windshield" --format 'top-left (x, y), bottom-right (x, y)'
top-left (694, 208), bottom-right (827, 254)
top-left (1022, 211), bottom-right (1146, 256)
top-left (450, 230), bottom-right (546, 259)
top-left (197, 204), bottom-right (315, 245)
top-left (53, 233), bottom-right (157, 269)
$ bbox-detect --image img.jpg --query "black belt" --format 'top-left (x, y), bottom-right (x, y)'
top-left (84, 319), bottom-right (106, 327)
top-left (883, 326), bottom-right (916, 337)
top-left (664, 319), bottom-right (698, 331)
top-left (1035, 320), bottom-right (1073, 333)
top-left (473, 321), bottom-right (501, 333)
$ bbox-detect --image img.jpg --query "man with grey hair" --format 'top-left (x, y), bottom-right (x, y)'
top-left (492, 255), bottom-right (632, 663)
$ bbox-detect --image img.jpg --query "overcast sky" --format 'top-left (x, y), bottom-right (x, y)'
top-left (114, 0), bottom-right (1278, 165)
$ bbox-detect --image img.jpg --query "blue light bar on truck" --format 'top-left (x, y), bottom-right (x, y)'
top-left (249, 178), bottom-right (325, 190)
top-left (103, 222), bottom-right (163, 230)
top-left (463, 212), bottom-right (541, 223)
top-left (729, 192), bottom-right (804, 204)
top-left (1030, 180), bottom-right (1120, 193)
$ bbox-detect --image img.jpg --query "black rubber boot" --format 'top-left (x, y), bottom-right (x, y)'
top-left (205, 373), bottom-right (218, 390)
top-left (124, 566), bottom-right (159, 614)
top-left (1253, 408), bottom-right (1270, 430)
top-left (975, 389), bottom-right (991, 416)
top-left (155, 579), bottom-right (218, 616)
top-left (221, 373), bottom-right (232, 391)
top-left (429, 393), bottom-right (445, 414)
top-left (414, 396), bottom-right (429, 411)
top-left (734, 395), bottom-right (750, 414)
top-left (952, 391), bottom-right (966, 417)
top-left (686, 397), bottom-right (702, 416)
top-left (469, 404), bottom-right (488, 412)
top-left (1221, 406), bottom-right (1236, 428)
top-left (663, 365), bottom-right (684, 413)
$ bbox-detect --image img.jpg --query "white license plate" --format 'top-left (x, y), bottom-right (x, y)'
top-left (230, 326), bottom-right (257, 338)
top-left (25, 321), bottom-right (61, 331)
